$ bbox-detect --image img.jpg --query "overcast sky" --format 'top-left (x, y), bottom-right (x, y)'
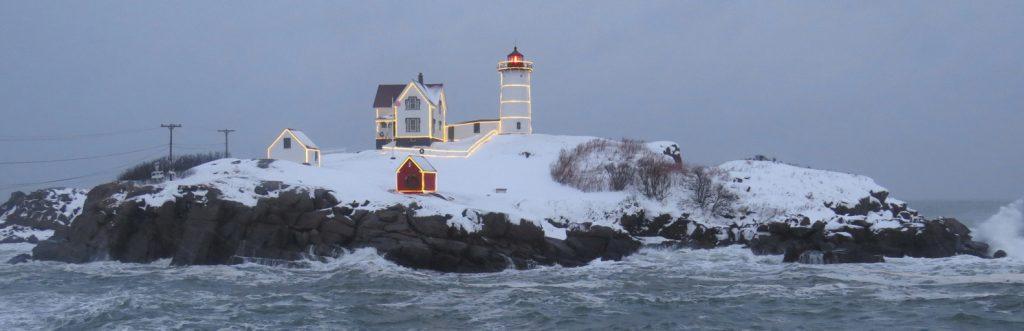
top-left (1, 1), bottom-right (1021, 201)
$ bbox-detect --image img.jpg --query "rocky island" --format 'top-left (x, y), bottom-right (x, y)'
top-left (2, 135), bottom-right (1002, 272)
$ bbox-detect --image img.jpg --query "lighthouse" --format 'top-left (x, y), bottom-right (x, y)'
top-left (498, 46), bottom-right (533, 134)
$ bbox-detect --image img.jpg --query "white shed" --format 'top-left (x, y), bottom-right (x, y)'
top-left (267, 128), bottom-right (321, 166)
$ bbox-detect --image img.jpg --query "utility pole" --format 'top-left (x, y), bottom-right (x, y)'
top-left (217, 129), bottom-right (235, 157)
top-left (160, 124), bottom-right (182, 163)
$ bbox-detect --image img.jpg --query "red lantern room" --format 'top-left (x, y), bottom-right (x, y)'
top-left (498, 46), bottom-right (533, 71)
top-left (507, 46), bottom-right (524, 63)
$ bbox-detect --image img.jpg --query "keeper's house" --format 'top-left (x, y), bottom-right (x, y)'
top-left (267, 128), bottom-right (321, 166)
top-left (373, 73), bottom-right (447, 149)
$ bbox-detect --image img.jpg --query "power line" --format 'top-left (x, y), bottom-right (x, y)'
top-left (0, 144), bottom-right (165, 165)
top-left (0, 128), bottom-right (160, 142)
top-left (0, 151), bottom-right (166, 191)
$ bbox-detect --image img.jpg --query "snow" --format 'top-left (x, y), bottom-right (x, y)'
top-left (0, 225), bottom-right (54, 242)
top-left (416, 82), bottom-right (443, 105)
top-left (720, 160), bottom-right (903, 223)
top-left (407, 156), bottom-right (436, 172)
top-left (289, 130), bottom-right (319, 149)
top-left (111, 134), bottom-right (913, 240)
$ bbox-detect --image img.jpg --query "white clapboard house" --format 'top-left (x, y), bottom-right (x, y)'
top-left (267, 128), bottom-right (322, 166)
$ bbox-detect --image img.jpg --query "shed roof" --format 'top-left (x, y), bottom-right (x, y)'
top-left (405, 155), bottom-right (436, 172)
top-left (286, 129), bottom-right (319, 149)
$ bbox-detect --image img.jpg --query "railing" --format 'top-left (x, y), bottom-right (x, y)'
top-left (498, 60), bottom-right (534, 71)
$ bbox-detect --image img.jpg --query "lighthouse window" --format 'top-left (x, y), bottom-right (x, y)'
top-left (405, 97), bottom-right (420, 110)
top-left (406, 118), bottom-right (420, 132)
top-left (516, 122), bottom-right (522, 130)
top-left (473, 123), bottom-right (480, 133)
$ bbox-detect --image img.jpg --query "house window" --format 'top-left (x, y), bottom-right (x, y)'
top-left (405, 97), bottom-right (420, 110)
top-left (516, 122), bottom-right (522, 130)
top-left (379, 122), bottom-right (387, 128)
top-left (406, 118), bottom-right (420, 132)
top-left (473, 123), bottom-right (480, 133)
top-left (283, 137), bottom-right (292, 149)
top-left (314, 151), bottom-right (319, 161)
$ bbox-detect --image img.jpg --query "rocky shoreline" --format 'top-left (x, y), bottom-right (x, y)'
top-left (28, 183), bottom-right (639, 272)
top-left (3, 182), bottom-right (1004, 271)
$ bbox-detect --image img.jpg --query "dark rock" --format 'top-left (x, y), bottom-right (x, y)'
top-left (994, 250), bottom-right (1007, 258)
top-left (293, 210), bottom-right (328, 231)
top-left (825, 249), bottom-right (884, 264)
top-left (256, 159), bottom-right (275, 169)
top-left (7, 253), bottom-right (31, 264)
top-left (410, 216), bottom-right (451, 238)
top-left (796, 250), bottom-right (824, 264)
top-left (959, 240), bottom-right (990, 258)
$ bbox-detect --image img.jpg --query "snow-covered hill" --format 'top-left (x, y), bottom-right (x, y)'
top-left (0, 188), bottom-right (87, 243)
top-left (114, 134), bottom-right (910, 240)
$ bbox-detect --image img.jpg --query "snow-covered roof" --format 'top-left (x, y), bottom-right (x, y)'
top-left (406, 155), bottom-right (436, 172)
top-left (414, 82), bottom-right (443, 106)
top-left (286, 129), bottom-right (319, 149)
top-left (373, 82), bottom-right (444, 108)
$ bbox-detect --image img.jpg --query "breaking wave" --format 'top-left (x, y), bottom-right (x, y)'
top-left (3, 226), bottom-right (1024, 329)
top-left (976, 198), bottom-right (1024, 257)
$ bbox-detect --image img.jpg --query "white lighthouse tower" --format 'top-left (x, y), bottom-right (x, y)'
top-left (498, 46), bottom-right (533, 134)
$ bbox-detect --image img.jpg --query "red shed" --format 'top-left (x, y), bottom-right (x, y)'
top-left (396, 155), bottom-right (437, 194)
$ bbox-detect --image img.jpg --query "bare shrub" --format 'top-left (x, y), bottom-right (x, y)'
top-left (551, 138), bottom-right (679, 197)
top-left (605, 163), bottom-right (634, 191)
top-left (707, 183), bottom-right (739, 215)
top-left (617, 138), bottom-right (644, 156)
top-left (550, 149), bottom-right (576, 185)
top-left (685, 166), bottom-right (716, 207)
top-left (636, 155), bottom-right (675, 200)
top-left (118, 152), bottom-right (224, 181)
top-left (681, 165), bottom-right (738, 215)
top-left (550, 139), bottom-right (610, 192)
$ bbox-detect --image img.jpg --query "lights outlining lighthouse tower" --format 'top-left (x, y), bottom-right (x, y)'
top-left (498, 46), bottom-right (533, 134)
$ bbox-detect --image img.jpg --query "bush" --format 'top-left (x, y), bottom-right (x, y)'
top-left (118, 152), bottom-right (224, 181)
top-left (680, 165), bottom-right (737, 215)
top-left (550, 138), bottom-right (681, 195)
top-left (636, 155), bottom-right (674, 200)
top-left (605, 163), bottom-right (635, 191)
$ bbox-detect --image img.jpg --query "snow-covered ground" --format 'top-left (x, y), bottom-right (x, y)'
top-left (0, 187), bottom-right (87, 242)
top-left (118, 134), bottom-right (907, 240)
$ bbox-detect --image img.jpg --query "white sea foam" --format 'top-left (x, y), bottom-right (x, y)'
top-left (975, 198), bottom-right (1024, 257)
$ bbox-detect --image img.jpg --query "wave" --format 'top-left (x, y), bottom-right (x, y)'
top-left (975, 198), bottom-right (1024, 257)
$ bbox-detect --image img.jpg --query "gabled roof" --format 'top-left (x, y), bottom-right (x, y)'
top-left (373, 84), bottom-right (405, 108)
top-left (288, 129), bottom-right (319, 149)
top-left (271, 128), bottom-right (319, 150)
top-left (374, 82), bottom-right (444, 108)
top-left (415, 82), bottom-right (444, 106)
top-left (403, 155), bottom-right (437, 173)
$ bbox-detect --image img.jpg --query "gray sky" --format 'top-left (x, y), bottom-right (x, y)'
top-left (1, 1), bottom-right (1022, 201)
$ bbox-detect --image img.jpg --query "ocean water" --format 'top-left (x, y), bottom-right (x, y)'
top-left (1, 200), bottom-right (1022, 330)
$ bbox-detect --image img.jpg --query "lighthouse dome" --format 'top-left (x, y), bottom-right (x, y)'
top-left (507, 46), bottom-right (524, 63)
